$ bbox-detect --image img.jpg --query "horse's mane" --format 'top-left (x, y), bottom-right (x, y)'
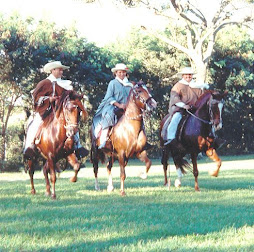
top-left (195, 90), bottom-right (213, 108)
top-left (42, 90), bottom-right (80, 127)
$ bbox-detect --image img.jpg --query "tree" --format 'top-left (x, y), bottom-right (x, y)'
top-left (84, 0), bottom-right (254, 82)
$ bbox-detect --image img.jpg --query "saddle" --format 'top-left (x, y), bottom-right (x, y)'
top-left (161, 109), bottom-right (190, 144)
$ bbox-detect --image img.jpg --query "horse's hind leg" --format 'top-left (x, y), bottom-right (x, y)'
top-left (27, 160), bottom-right (36, 194)
top-left (206, 148), bottom-right (222, 177)
top-left (43, 161), bottom-right (51, 197)
top-left (161, 147), bottom-right (170, 187)
top-left (136, 150), bottom-right (151, 180)
top-left (92, 153), bottom-right (100, 191)
top-left (191, 153), bottom-right (200, 191)
top-left (67, 153), bottom-right (80, 182)
top-left (107, 157), bottom-right (114, 193)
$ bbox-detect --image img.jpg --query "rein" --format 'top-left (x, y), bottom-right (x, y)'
top-left (186, 109), bottom-right (212, 125)
top-left (124, 87), bottom-right (147, 120)
top-left (62, 96), bottom-right (78, 137)
top-left (124, 110), bottom-right (144, 120)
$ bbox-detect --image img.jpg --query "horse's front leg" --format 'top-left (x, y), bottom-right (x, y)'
top-left (48, 159), bottom-right (57, 199)
top-left (136, 150), bottom-right (151, 180)
top-left (206, 148), bottom-right (222, 177)
top-left (67, 153), bottom-right (80, 182)
top-left (43, 161), bottom-right (51, 196)
top-left (118, 154), bottom-right (126, 196)
top-left (191, 153), bottom-right (200, 191)
top-left (27, 159), bottom-right (36, 195)
top-left (107, 157), bottom-right (114, 193)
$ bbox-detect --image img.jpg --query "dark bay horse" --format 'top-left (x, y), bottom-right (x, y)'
top-left (90, 83), bottom-right (157, 196)
top-left (160, 90), bottom-right (227, 191)
top-left (26, 90), bottom-right (88, 199)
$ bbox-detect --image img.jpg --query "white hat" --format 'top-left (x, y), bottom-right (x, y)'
top-left (177, 67), bottom-right (196, 78)
top-left (43, 61), bottom-right (70, 73)
top-left (111, 63), bottom-right (130, 73)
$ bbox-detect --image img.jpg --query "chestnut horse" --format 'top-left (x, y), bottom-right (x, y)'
top-left (90, 83), bottom-right (157, 196)
top-left (26, 90), bottom-right (87, 199)
top-left (160, 90), bottom-right (227, 191)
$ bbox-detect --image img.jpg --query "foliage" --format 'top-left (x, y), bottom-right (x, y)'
top-left (210, 27), bottom-right (254, 154)
top-left (1, 7), bottom-right (254, 170)
top-left (0, 158), bottom-right (254, 250)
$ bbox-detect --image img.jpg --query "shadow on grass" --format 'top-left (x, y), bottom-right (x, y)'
top-left (0, 167), bottom-right (253, 251)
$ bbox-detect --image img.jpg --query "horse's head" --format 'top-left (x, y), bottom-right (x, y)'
top-left (132, 82), bottom-right (157, 111)
top-left (59, 90), bottom-right (88, 138)
top-left (208, 91), bottom-right (228, 131)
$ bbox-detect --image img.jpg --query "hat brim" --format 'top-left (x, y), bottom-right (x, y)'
top-left (177, 72), bottom-right (196, 78)
top-left (44, 64), bottom-right (69, 73)
top-left (111, 68), bottom-right (130, 73)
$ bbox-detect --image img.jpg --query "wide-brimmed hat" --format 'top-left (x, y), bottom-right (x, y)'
top-left (43, 61), bottom-right (70, 73)
top-left (177, 67), bottom-right (196, 78)
top-left (111, 63), bottom-right (130, 73)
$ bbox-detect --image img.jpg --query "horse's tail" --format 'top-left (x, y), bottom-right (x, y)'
top-left (172, 154), bottom-right (192, 175)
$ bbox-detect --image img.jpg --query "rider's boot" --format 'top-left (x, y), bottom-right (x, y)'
top-left (76, 147), bottom-right (89, 159)
top-left (143, 142), bottom-right (155, 151)
top-left (73, 131), bottom-right (89, 159)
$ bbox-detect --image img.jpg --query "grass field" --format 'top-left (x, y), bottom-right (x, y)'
top-left (0, 155), bottom-right (253, 251)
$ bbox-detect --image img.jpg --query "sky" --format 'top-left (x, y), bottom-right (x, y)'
top-left (1, 0), bottom-right (252, 45)
top-left (0, 0), bottom-right (167, 46)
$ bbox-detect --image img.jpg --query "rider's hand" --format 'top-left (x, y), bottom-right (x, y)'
top-left (183, 104), bottom-right (191, 110)
top-left (118, 103), bottom-right (126, 110)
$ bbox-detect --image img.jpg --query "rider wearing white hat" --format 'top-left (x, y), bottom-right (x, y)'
top-left (93, 63), bottom-right (153, 151)
top-left (24, 61), bottom-right (88, 160)
top-left (164, 66), bottom-right (209, 146)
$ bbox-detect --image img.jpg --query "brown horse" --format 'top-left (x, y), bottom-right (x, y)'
top-left (160, 90), bottom-right (227, 191)
top-left (26, 90), bottom-right (88, 199)
top-left (90, 83), bottom-right (157, 196)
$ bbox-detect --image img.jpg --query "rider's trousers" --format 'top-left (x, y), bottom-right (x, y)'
top-left (166, 112), bottom-right (182, 143)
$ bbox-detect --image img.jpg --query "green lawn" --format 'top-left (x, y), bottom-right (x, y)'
top-left (0, 155), bottom-right (253, 251)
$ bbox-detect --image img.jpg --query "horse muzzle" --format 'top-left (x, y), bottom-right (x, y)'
top-left (146, 98), bottom-right (157, 111)
top-left (214, 120), bottom-right (223, 131)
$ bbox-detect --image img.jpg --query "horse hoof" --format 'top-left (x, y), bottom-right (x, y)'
top-left (45, 191), bottom-right (51, 197)
top-left (209, 170), bottom-right (219, 177)
top-left (51, 194), bottom-right (56, 200)
top-left (95, 186), bottom-right (100, 191)
top-left (31, 189), bottom-right (36, 195)
top-left (174, 179), bottom-right (181, 188)
top-left (107, 185), bottom-right (114, 193)
top-left (139, 172), bottom-right (147, 180)
top-left (120, 191), bottom-right (126, 196)
top-left (70, 177), bottom-right (77, 183)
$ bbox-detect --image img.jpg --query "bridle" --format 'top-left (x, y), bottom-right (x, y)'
top-left (63, 96), bottom-right (79, 138)
top-left (186, 94), bottom-right (224, 130)
top-left (125, 85), bottom-right (152, 120)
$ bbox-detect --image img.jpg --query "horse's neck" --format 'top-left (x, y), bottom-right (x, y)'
top-left (49, 112), bottom-right (65, 135)
top-left (125, 98), bottom-right (143, 122)
top-left (195, 98), bottom-right (210, 120)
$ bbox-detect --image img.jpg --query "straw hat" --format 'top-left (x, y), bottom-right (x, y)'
top-left (111, 63), bottom-right (130, 73)
top-left (43, 61), bottom-right (70, 73)
top-left (177, 67), bottom-right (196, 78)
